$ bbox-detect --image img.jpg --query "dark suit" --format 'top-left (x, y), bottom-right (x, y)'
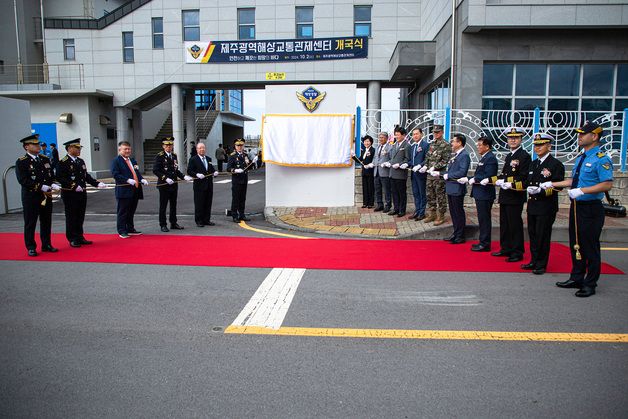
top-left (445, 149), bottom-right (471, 240)
top-left (153, 151), bottom-right (186, 227)
top-left (15, 154), bottom-right (55, 250)
top-left (227, 152), bottom-right (250, 219)
top-left (526, 154), bottom-right (565, 270)
top-left (57, 155), bottom-right (99, 243)
top-left (361, 146), bottom-right (375, 206)
top-left (111, 155), bottom-right (144, 235)
top-left (408, 139), bottom-right (429, 217)
top-left (187, 154), bottom-right (216, 225)
top-left (495, 147), bottom-right (531, 257)
top-left (470, 151), bottom-right (498, 248)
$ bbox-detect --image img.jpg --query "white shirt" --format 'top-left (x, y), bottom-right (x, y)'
top-left (537, 153), bottom-right (549, 164)
top-left (27, 152), bottom-right (39, 160)
top-left (510, 146), bottom-right (522, 155)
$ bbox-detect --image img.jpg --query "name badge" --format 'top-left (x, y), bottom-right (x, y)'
top-left (585, 163), bottom-right (592, 167)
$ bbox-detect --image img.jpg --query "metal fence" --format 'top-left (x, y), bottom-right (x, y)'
top-left (357, 107), bottom-right (628, 172)
top-left (0, 64), bottom-right (84, 89)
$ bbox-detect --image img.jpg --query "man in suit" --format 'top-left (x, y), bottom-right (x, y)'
top-left (153, 137), bottom-right (193, 232)
top-left (522, 133), bottom-right (565, 275)
top-left (15, 134), bottom-right (61, 256)
top-left (491, 127), bottom-right (531, 262)
top-left (441, 133), bottom-right (471, 244)
top-left (187, 142), bottom-right (218, 227)
top-left (408, 128), bottom-right (429, 220)
top-left (111, 141), bottom-right (148, 238)
top-left (373, 132), bottom-right (392, 212)
top-left (56, 138), bottom-right (106, 247)
top-left (359, 135), bottom-right (376, 208)
top-left (227, 139), bottom-right (253, 223)
top-left (468, 136), bottom-right (498, 252)
top-left (387, 126), bottom-right (410, 217)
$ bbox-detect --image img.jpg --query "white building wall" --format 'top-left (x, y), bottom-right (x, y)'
top-left (0, 97), bottom-right (31, 213)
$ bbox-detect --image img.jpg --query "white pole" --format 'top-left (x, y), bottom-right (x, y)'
top-left (449, 0), bottom-right (456, 108)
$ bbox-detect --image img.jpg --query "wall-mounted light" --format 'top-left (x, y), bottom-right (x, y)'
top-left (99, 115), bottom-right (111, 125)
top-left (59, 113), bottom-right (72, 123)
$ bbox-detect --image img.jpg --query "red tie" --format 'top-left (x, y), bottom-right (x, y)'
top-left (125, 157), bottom-right (139, 188)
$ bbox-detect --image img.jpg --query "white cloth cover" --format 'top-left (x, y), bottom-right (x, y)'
top-left (262, 114), bottom-right (354, 167)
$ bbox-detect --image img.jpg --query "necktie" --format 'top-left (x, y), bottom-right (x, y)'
top-left (412, 143), bottom-right (418, 165)
top-left (202, 156), bottom-right (207, 171)
top-left (572, 152), bottom-right (586, 188)
top-left (377, 145), bottom-right (383, 157)
top-left (125, 157), bottom-right (139, 188)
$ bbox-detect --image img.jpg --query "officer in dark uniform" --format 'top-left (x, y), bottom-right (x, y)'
top-left (56, 138), bottom-right (106, 247)
top-left (542, 122), bottom-right (613, 297)
top-left (491, 127), bottom-right (531, 262)
top-left (227, 139), bottom-right (252, 223)
top-left (15, 134), bottom-right (60, 256)
top-left (153, 137), bottom-right (192, 232)
top-left (522, 133), bottom-right (565, 275)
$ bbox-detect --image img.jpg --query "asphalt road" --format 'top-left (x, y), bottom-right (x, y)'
top-left (1, 167), bottom-right (627, 418)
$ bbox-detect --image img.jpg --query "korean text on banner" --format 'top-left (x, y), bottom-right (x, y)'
top-left (262, 114), bottom-right (354, 167)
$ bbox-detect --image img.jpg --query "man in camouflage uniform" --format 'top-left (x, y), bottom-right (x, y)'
top-left (423, 124), bottom-right (450, 225)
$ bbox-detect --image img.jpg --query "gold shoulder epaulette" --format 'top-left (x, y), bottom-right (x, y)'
top-left (19, 155), bottom-right (27, 160)
top-left (40, 155), bottom-right (50, 161)
top-left (61, 156), bottom-right (68, 162)
top-left (230, 152), bottom-right (236, 156)
top-left (158, 151), bottom-right (164, 156)
top-left (596, 152), bottom-right (606, 158)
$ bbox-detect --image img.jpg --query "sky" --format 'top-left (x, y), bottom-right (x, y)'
top-left (243, 87), bottom-right (400, 136)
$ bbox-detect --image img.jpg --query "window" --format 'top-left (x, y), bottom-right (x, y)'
top-left (63, 39), bottom-right (75, 61)
top-left (296, 7), bottom-right (313, 39)
top-left (582, 64), bottom-right (613, 96)
top-left (549, 64), bottom-right (579, 96)
top-left (152, 17), bottom-right (163, 49)
top-left (515, 64), bottom-right (546, 96)
top-left (229, 90), bottom-right (243, 114)
top-left (0, 60), bottom-right (4, 75)
top-left (426, 79), bottom-right (450, 111)
top-left (354, 6), bottom-right (371, 37)
top-left (238, 8), bottom-right (255, 40)
top-left (482, 64), bottom-right (513, 96)
top-left (617, 64), bottom-right (628, 97)
top-left (182, 10), bottom-right (200, 41)
top-left (122, 32), bottom-right (133, 63)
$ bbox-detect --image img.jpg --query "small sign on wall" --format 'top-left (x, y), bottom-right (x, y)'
top-left (266, 72), bottom-right (286, 80)
top-left (93, 137), bottom-right (100, 151)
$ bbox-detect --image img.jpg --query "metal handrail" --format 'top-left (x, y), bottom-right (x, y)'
top-left (2, 165), bottom-right (16, 214)
top-left (0, 63), bottom-right (84, 89)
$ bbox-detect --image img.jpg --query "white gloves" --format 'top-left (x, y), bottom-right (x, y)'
top-left (412, 165), bottom-right (421, 172)
top-left (495, 179), bottom-right (505, 187)
top-left (127, 179), bottom-right (136, 186)
top-left (419, 165), bottom-right (428, 173)
top-left (41, 185), bottom-right (51, 192)
top-left (97, 182), bottom-right (106, 189)
top-left (480, 178), bottom-right (489, 186)
top-left (141, 179), bottom-right (149, 186)
top-left (392, 163), bottom-right (400, 169)
top-left (165, 178), bottom-right (174, 185)
top-left (540, 181), bottom-right (553, 190)
top-left (527, 186), bottom-right (542, 195)
top-left (568, 188), bottom-right (584, 199)
top-left (366, 163), bottom-right (374, 169)
top-left (213, 171), bottom-right (219, 177)
top-left (457, 177), bottom-right (468, 184)
top-left (196, 173), bottom-right (205, 179)
top-left (443, 174), bottom-right (449, 180)
top-left (184, 175), bottom-right (193, 181)
top-left (400, 163), bottom-right (408, 170)
top-left (51, 184), bottom-right (61, 191)
top-left (234, 168), bottom-right (244, 174)
top-left (501, 182), bottom-right (512, 190)
top-left (75, 185), bottom-right (83, 193)
top-left (468, 178), bottom-right (476, 185)
top-left (430, 170), bottom-right (440, 178)
top-left (383, 162), bottom-right (392, 168)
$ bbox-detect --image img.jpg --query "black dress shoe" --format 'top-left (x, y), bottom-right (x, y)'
top-left (196, 223), bottom-right (205, 227)
top-left (450, 238), bottom-right (466, 244)
top-left (532, 268), bottom-right (546, 275)
top-left (28, 249), bottom-right (37, 257)
top-left (387, 210), bottom-right (398, 216)
top-left (374, 207), bottom-right (384, 212)
top-left (41, 245), bottom-right (58, 253)
top-left (361, 204), bottom-right (368, 208)
top-left (239, 216), bottom-right (251, 222)
top-left (575, 287), bottom-right (595, 297)
top-left (506, 255), bottom-right (523, 262)
top-left (396, 212), bottom-right (406, 217)
top-left (232, 218), bottom-right (240, 223)
top-left (367, 206), bottom-right (374, 209)
top-left (471, 245), bottom-right (490, 252)
top-left (556, 279), bottom-right (581, 289)
top-left (161, 226), bottom-right (170, 232)
top-left (415, 214), bottom-right (426, 221)
top-left (443, 235), bottom-right (455, 241)
top-left (128, 229), bottom-right (142, 235)
top-left (205, 221), bottom-right (216, 226)
top-left (521, 262), bottom-right (535, 270)
top-left (491, 251), bottom-right (510, 257)
top-left (383, 207), bottom-right (391, 213)
top-left (170, 224), bottom-right (185, 230)
top-left (79, 238), bottom-right (93, 245)
top-left (69, 241), bottom-right (82, 248)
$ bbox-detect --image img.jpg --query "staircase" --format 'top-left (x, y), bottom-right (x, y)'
top-left (143, 110), bottom-right (219, 172)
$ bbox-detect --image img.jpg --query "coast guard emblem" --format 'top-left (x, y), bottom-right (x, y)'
top-left (296, 86), bottom-right (326, 113)
top-left (188, 44), bottom-right (202, 59)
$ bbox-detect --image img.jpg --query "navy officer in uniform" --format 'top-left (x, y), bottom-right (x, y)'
top-left (522, 133), bottom-right (565, 275)
top-left (56, 138), bottom-right (106, 247)
top-left (15, 134), bottom-right (60, 256)
top-left (541, 122), bottom-right (613, 297)
top-left (153, 137), bottom-right (193, 232)
top-left (227, 139), bottom-right (253, 223)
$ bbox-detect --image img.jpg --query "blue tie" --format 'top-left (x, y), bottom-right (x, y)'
top-left (412, 143), bottom-right (417, 165)
top-left (572, 152), bottom-right (586, 188)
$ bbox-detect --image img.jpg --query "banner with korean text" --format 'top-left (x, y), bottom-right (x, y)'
top-left (262, 114), bottom-right (354, 167)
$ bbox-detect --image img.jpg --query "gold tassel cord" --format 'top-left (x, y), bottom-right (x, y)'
top-left (573, 199), bottom-right (582, 260)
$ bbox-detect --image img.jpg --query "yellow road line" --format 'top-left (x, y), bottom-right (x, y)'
top-left (224, 325), bottom-right (628, 343)
top-left (601, 247), bottom-right (628, 251)
top-left (238, 221), bottom-right (312, 239)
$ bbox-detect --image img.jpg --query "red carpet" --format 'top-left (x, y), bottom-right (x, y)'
top-left (0, 233), bottom-right (622, 274)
